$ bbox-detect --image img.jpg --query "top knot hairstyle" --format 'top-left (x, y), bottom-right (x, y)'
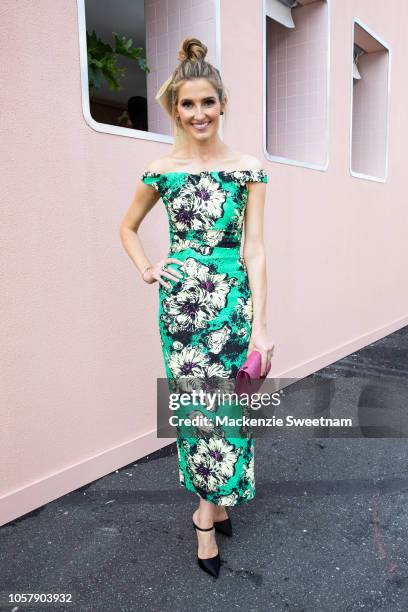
top-left (155, 37), bottom-right (228, 149)
top-left (177, 37), bottom-right (207, 63)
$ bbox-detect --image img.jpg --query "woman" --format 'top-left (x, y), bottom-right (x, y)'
top-left (120, 37), bottom-right (273, 578)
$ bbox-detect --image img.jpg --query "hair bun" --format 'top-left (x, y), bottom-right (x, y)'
top-left (178, 38), bottom-right (207, 63)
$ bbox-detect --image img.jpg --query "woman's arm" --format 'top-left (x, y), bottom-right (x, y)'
top-left (242, 168), bottom-right (274, 375)
top-left (119, 173), bottom-right (183, 287)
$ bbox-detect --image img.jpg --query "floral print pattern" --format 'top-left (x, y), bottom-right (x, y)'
top-left (141, 169), bottom-right (268, 506)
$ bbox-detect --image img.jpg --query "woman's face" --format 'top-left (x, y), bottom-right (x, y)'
top-left (175, 78), bottom-right (224, 139)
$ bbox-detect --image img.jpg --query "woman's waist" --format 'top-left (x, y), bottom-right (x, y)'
top-left (168, 245), bottom-right (241, 259)
top-left (164, 251), bottom-right (248, 275)
top-left (168, 229), bottom-right (242, 254)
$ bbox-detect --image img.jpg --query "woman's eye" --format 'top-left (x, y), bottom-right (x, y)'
top-left (181, 100), bottom-right (215, 108)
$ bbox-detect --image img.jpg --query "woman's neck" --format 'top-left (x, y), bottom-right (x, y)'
top-left (171, 134), bottom-right (233, 163)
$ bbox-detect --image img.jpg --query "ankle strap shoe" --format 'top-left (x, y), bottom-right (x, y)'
top-left (192, 520), bottom-right (221, 578)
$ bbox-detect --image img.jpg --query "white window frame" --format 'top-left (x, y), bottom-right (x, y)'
top-left (262, 0), bottom-right (331, 172)
top-left (76, 0), bottom-right (222, 142)
top-left (349, 17), bottom-right (391, 183)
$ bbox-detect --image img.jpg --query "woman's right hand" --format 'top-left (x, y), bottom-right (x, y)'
top-left (142, 257), bottom-right (185, 288)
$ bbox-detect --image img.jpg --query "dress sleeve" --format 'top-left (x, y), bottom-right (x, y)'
top-left (244, 169), bottom-right (268, 184)
top-left (140, 170), bottom-right (162, 193)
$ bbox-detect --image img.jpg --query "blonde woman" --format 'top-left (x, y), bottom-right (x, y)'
top-left (120, 38), bottom-right (273, 578)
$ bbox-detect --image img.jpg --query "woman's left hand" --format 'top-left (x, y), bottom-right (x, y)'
top-left (248, 325), bottom-right (275, 376)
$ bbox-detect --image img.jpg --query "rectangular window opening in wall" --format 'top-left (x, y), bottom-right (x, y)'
top-left (350, 19), bottom-right (390, 182)
top-left (77, 0), bottom-right (220, 142)
top-left (264, 0), bottom-right (330, 170)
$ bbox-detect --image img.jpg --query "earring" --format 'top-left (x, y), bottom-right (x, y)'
top-left (220, 111), bottom-right (224, 115)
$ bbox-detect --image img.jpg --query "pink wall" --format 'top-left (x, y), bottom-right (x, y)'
top-left (267, 1), bottom-right (328, 165)
top-left (352, 49), bottom-right (389, 177)
top-left (1, 0), bottom-right (408, 525)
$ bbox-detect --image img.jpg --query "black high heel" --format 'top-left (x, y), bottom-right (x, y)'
top-left (192, 519), bottom-right (221, 578)
top-left (214, 516), bottom-right (233, 537)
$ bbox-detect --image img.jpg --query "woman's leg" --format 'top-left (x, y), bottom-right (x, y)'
top-left (192, 498), bottom-right (229, 559)
top-left (213, 503), bottom-right (229, 522)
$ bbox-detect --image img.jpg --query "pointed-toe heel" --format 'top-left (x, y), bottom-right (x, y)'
top-left (214, 517), bottom-right (233, 537)
top-left (192, 520), bottom-right (221, 578)
top-left (197, 555), bottom-right (221, 578)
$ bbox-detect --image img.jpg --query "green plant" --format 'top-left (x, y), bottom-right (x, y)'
top-left (87, 30), bottom-right (150, 92)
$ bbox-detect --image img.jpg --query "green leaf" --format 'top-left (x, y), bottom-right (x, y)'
top-left (86, 29), bottom-right (150, 92)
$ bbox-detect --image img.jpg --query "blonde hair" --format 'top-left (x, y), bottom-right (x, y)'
top-left (155, 38), bottom-right (228, 150)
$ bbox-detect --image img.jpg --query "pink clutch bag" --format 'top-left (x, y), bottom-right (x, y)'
top-left (234, 350), bottom-right (271, 396)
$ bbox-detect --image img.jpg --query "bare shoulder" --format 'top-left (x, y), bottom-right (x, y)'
top-left (236, 153), bottom-right (264, 171)
top-left (145, 156), bottom-right (173, 174)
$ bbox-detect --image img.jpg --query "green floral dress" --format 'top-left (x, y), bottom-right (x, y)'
top-left (141, 169), bottom-right (268, 506)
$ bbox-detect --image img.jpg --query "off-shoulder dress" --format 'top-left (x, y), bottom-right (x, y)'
top-left (140, 169), bottom-right (268, 506)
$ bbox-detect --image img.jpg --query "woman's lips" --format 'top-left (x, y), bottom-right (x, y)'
top-left (192, 122), bottom-right (210, 131)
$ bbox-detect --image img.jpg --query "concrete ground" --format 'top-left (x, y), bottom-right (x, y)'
top-left (1, 328), bottom-right (408, 612)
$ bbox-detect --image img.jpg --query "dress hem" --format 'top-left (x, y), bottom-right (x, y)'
top-left (179, 481), bottom-right (256, 507)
